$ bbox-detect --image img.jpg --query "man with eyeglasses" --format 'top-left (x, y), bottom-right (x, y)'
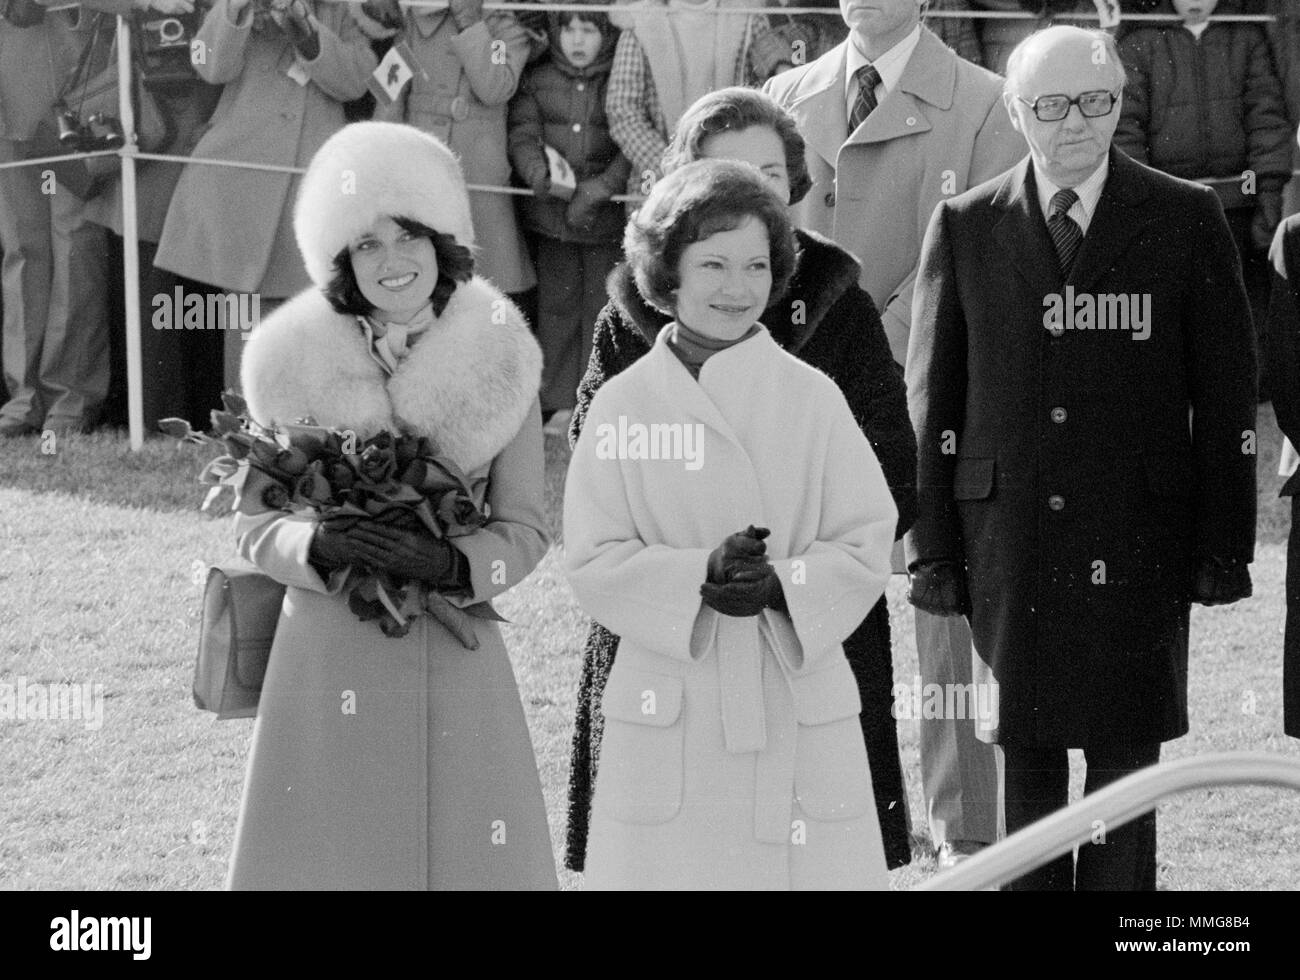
top-left (907, 24), bottom-right (1257, 890)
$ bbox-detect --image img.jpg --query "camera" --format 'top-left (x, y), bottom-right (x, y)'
top-left (139, 15), bottom-right (189, 49)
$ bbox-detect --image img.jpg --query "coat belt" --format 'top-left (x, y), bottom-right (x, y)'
top-left (709, 612), bottom-right (802, 844)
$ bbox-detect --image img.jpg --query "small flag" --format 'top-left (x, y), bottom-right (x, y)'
top-left (543, 145), bottom-right (577, 201)
top-left (368, 42), bottom-right (420, 105)
top-left (1093, 0), bottom-right (1121, 30)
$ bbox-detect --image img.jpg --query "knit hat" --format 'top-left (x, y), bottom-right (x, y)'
top-left (294, 121), bottom-right (476, 289)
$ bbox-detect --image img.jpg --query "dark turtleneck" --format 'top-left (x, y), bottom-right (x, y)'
top-left (668, 321), bottom-right (761, 379)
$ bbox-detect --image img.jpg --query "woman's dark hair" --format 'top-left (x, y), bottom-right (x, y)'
top-left (324, 216), bottom-right (475, 318)
top-left (625, 159), bottom-right (797, 316)
top-left (661, 87), bottom-right (814, 206)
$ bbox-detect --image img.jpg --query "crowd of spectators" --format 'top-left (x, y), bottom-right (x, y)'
top-left (2, 0), bottom-right (1299, 434)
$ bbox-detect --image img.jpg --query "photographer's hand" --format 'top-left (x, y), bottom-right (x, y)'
top-left (448, 0), bottom-right (483, 31)
top-left (264, 0), bottom-right (319, 59)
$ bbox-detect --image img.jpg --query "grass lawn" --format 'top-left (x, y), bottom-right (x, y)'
top-left (1, 406), bottom-right (1298, 890)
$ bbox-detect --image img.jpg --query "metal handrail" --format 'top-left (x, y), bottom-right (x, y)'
top-left (917, 752), bottom-right (1300, 890)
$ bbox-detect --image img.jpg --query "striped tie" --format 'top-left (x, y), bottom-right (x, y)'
top-left (1048, 188), bottom-right (1083, 277)
top-left (848, 64), bottom-right (882, 137)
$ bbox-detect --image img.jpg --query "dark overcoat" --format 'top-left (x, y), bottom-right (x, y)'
top-left (563, 228), bottom-right (918, 871)
top-left (907, 148), bottom-right (1257, 749)
top-left (1265, 212), bottom-right (1300, 738)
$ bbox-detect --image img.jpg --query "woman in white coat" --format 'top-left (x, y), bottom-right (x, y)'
top-left (228, 121), bottom-right (555, 890)
top-left (562, 159), bottom-right (897, 889)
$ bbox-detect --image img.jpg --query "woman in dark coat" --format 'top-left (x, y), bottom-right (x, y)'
top-left (563, 87), bottom-right (918, 873)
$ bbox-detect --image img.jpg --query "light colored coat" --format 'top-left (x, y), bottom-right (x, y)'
top-left (563, 326), bottom-right (896, 890)
top-left (227, 279), bottom-right (555, 890)
top-left (376, 10), bottom-right (535, 294)
top-left (155, 0), bottom-right (375, 295)
top-left (763, 28), bottom-right (1025, 364)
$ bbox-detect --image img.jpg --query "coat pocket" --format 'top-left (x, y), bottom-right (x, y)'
top-left (594, 665), bottom-right (685, 825)
top-left (790, 657), bottom-right (873, 822)
top-left (953, 457), bottom-right (995, 501)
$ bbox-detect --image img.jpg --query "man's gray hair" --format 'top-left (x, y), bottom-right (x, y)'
top-left (1003, 28), bottom-right (1128, 97)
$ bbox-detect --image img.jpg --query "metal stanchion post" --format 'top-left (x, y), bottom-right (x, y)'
top-left (116, 14), bottom-right (144, 450)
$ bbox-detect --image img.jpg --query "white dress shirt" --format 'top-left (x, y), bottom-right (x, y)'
top-left (1033, 155), bottom-right (1109, 235)
top-left (844, 24), bottom-right (922, 127)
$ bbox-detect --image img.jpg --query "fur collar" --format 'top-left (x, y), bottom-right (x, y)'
top-left (609, 227), bottom-right (861, 355)
top-left (241, 277), bottom-right (542, 473)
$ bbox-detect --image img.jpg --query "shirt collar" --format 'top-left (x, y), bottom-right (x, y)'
top-left (1033, 154), bottom-right (1110, 235)
top-left (845, 24), bottom-right (922, 104)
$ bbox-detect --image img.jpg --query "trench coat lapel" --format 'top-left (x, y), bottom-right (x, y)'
top-left (992, 157), bottom-right (1061, 302)
top-left (847, 30), bottom-right (952, 147)
top-left (783, 42), bottom-right (848, 173)
top-left (1067, 149), bottom-right (1153, 294)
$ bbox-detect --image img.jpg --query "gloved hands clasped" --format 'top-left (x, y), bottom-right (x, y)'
top-left (311, 514), bottom-right (461, 585)
top-left (700, 525), bottom-right (787, 618)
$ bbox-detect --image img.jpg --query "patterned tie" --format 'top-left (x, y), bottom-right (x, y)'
top-left (1048, 188), bottom-right (1083, 277)
top-left (848, 64), bottom-right (882, 137)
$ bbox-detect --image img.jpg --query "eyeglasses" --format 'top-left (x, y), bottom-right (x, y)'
top-left (1015, 90), bottom-right (1120, 122)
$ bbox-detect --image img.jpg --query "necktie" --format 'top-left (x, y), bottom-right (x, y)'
top-left (848, 64), bottom-right (882, 137)
top-left (1048, 188), bottom-right (1083, 277)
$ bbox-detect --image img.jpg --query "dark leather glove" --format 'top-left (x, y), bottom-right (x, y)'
top-left (1252, 190), bottom-right (1284, 252)
top-left (706, 526), bottom-right (770, 585)
top-left (701, 564), bottom-right (786, 618)
top-left (565, 179), bottom-right (611, 231)
top-left (907, 560), bottom-right (970, 617)
top-left (1191, 556), bottom-right (1252, 606)
top-left (309, 521), bottom-right (371, 574)
top-left (345, 523), bottom-right (459, 584)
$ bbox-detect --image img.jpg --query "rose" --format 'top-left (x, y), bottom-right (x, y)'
top-left (294, 472), bottom-right (334, 505)
top-left (263, 482), bottom-right (291, 509)
top-left (329, 462), bottom-right (356, 491)
top-left (359, 443), bottom-right (398, 484)
top-left (248, 439), bottom-right (281, 468)
top-left (436, 490), bottom-right (485, 536)
top-left (394, 434), bottom-right (422, 468)
top-left (276, 447), bottom-right (310, 476)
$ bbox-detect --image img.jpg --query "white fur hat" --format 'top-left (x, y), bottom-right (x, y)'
top-left (294, 122), bottom-right (476, 289)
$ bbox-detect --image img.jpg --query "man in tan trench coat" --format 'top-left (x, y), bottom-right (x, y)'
top-left (764, 0), bottom-right (1025, 868)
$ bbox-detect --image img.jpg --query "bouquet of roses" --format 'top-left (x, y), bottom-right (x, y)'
top-left (162, 392), bottom-right (500, 644)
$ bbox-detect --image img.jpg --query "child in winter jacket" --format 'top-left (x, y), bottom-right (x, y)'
top-left (508, 5), bottom-right (630, 435)
top-left (1116, 0), bottom-right (1292, 371)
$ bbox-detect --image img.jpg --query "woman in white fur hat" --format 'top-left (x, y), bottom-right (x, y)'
top-left (227, 121), bottom-right (556, 890)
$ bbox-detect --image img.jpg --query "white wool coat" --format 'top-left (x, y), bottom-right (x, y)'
top-left (226, 278), bottom-right (556, 890)
top-left (563, 326), bottom-right (897, 890)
